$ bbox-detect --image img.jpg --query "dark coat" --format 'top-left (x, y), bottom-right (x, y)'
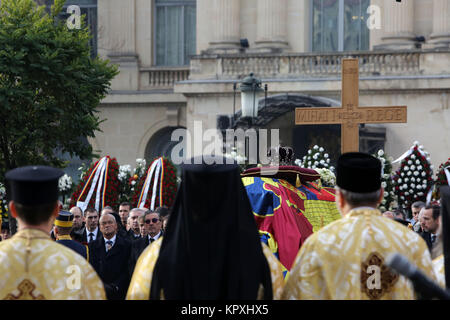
top-left (129, 236), bottom-right (150, 278)
top-left (89, 234), bottom-right (131, 300)
top-left (126, 229), bottom-right (141, 242)
top-left (81, 228), bottom-right (103, 244)
top-left (117, 225), bottom-right (128, 240)
top-left (57, 239), bottom-right (88, 260)
top-left (128, 231), bottom-right (164, 278)
top-left (419, 230), bottom-right (433, 252)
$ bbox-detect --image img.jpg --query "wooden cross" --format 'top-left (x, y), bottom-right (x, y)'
top-left (295, 58), bottom-right (407, 154)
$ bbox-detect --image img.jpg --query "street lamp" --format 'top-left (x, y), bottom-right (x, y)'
top-left (232, 73), bottom-right (267, 128)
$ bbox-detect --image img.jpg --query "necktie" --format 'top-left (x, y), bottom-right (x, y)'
top-left (106, 240), bottom-right (113, 252)
top-left (89, 232), bottom-right (94, 243)
top-left (149, 238), bottom-right (155, 243)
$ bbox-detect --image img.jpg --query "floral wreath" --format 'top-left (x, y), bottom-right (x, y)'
top-left (296, 145), bottom-right (334, 171)
top-left (131, 157), bottom-right (177, 210)
top-left (435, 157), bottom-right (450, 188)
top-left (70, 156), bottom-right (120, 211)
top-left (374, 150), bottom-right (396, 212)
top-left (393, 142), bottom-right (434, 211)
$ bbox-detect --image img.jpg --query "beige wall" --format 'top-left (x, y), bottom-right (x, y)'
top-left (414, 0), bottom-right (433, 38)
top-left (90, 102), bottom-right (186, 166)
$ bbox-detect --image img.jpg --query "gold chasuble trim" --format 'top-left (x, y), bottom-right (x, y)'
top-left (3, 279), bottom-right (46, 300)
top-left (360, 252), bottom-right (399, 300)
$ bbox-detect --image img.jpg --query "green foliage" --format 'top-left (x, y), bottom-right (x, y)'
top-left (0, 0), bottom-right (118, 180)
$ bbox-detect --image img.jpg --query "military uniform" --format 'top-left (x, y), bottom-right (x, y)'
top-left (55, 211), bottom-right (89, 260)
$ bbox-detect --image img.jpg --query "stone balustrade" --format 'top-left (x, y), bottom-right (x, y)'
top-left (220, 51), bottom-right (422, 78)
top-left (141, 67), bottom-right (190, 90)
top-left (141, 51), bottom-right (450, 89)
top-left (188, 50), bottom-right (450, 80)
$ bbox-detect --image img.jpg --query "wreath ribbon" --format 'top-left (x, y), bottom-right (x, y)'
top-left (77, 156), bottom-right (109, 213)
top-left (392, 144), bottom-right (428, 164)
top-left (444, 165), bottom-right (450, 186)
top-left (138, 157), bottom-right (164, 210)
top-left (426, 186), bottom-right (434, 205)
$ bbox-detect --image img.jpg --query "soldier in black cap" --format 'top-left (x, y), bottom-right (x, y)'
top-left (54, 210), bottom-right (89, 260)
top-left (0, 165), bottom-right (105, 299)
top-left (283, 152), bottom-right (436, 300)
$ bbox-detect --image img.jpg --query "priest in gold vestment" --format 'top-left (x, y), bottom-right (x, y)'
top-left (127, 157), bottom-right (284, 300)
top-left (282, 152), bottom-right (436, 300)
top-left (0, 166), bottom-right (105, 300)
top-left (433, 254), bottom-right (445, 288)
top-left (127, 239), bottom-right (285, 300)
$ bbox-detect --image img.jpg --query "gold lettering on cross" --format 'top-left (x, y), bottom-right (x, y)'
top-left (295, 59), bottom-right (407, 153)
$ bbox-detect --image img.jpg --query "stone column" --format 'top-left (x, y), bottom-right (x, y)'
top-left (253, 0), bottom-right (289, 52)
top-left (98, 0), bottom-right (138, 90)
top-left (427, 0), bottom-right (450, 48)
top-left (208, 0), bottom-right (241, 53)
top-left (376, 0), bottom-right (416, 50)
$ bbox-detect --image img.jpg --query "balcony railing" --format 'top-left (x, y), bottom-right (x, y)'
top-left (219, 51), bottom-right (422, 78)
top-left (185, 50), bottom-right (450, 81)
top-left (141, 67), bottom-right (190, 89)
top-left (141, 51), bottom-right (450, 89)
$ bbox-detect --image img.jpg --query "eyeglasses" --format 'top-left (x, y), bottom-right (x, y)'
top-left (145, 218), bottom-right (159, 224)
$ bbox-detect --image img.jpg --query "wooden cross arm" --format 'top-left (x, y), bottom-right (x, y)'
top-left (295, 106), bottom-right (407, 125)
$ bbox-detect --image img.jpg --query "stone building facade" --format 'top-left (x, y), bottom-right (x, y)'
top-left (91, 0), bottom-right (450, 170)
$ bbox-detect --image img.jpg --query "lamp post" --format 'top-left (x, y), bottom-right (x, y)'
top-left (232, 73), bottom-right (267, 129)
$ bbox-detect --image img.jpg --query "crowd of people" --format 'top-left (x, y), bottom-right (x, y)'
top-left (53, 203), bottom-right (170, 299)
top-left (0, 152), bottom-right (447, 300)
top-left (381, 201), bottom-right (443, 260)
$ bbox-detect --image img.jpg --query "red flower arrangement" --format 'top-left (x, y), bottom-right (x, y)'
top-left (392, 144), bottom-right (433, 212)
top-left (131, 157), bottom-right (178, 210)
top-left (435, 157), bottom-right (450, 188)
top-left (70, 156), bottom-right (120, 211)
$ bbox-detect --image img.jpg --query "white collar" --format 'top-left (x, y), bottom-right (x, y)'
top-left (104, 234), bottom-right (117, 245)
top-left (86, 227), bottom-right (98, 236)
top-left (148, 231), bottom-right (162, 242)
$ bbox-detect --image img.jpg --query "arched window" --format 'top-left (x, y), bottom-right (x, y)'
top-left (155, 0), bottom-right (196, 66)
top-left (311, 0), bottom-right (370, 52)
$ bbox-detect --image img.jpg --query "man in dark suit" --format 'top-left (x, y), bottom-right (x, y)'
top-left (420, 204), bottom-right (441, 255)
top-left (417, 207), bottom-right (433, 252)
top-left (129, 210), bottom-right (163, 277)
top-left (81, 207), bottom-right (103, 244)
top-left (126, 208), bottom-right (145, 241)
top-left (89, 213), bottom-right (131, 300)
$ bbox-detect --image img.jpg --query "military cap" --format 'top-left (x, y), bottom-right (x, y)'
top-left (5, 166), bottom-right (64, 205)
top-left (55, 210), bottom-right (73, 228)
top-left (336, 152), bottom-right (382, 193)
